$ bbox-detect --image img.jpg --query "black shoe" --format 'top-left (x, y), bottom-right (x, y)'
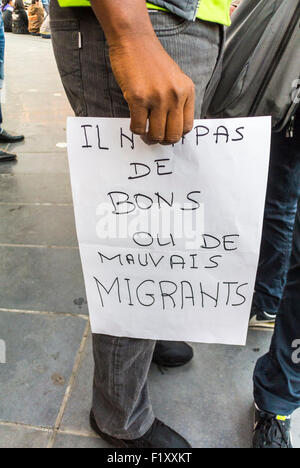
top-left (249, 305), bottom-right (276, 330)
top-left (152, 341), bottom-right (194, 367)
top-left (0, 149), bottom-right (17, 162)
top-left (90, 410), bottom-right (191, 448)
top-left (252, 407), bottom-right (293, 448)
top-left (0, 129), bottom-right (24, 143)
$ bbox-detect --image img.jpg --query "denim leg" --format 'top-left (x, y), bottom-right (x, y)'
top-left (254, 203), bottom-right (300, 416)
top-left (0, 13), bottom-right (5, 71)
top-left (253, 114), bottom-right (300, 314)
top-left (92, 334), bottom-right (156, 439)
top-left (0, 12), bottom-right (5, 104)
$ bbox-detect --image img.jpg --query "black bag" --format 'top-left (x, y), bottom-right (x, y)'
top-left (208, 0), bottom-right (300, 134)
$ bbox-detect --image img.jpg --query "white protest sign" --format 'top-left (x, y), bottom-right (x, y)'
top-left (67, 117), bottom-right (271, 345)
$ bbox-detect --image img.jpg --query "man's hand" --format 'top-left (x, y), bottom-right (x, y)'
top-left (90, 0), bottom-right (195, 145)
top-left (110, 34), bottom-right (195, 144)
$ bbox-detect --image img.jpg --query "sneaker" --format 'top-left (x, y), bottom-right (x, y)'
top-left (249, 305), bottom-right (276, 329)
top-left (253, 407), bottom-right (293, 448)
top-left (90, 410), bottom-right (191, 448)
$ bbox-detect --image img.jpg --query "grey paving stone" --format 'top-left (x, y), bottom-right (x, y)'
top-left (4, 36), bottom-right (65, 94)
top-left (0, 153), bottom-right (69, 175)
top-left (0, 204), bottom-right (77, 247)
top-left (3, 106), bottom-right (68, 127)
top-left (53, 433), bottom-right (111, 449)
top-left (4, 127), bottom-right (68, 155)
top-left (0, 311), bottom-right (87, 427)
top-left (0, 173), bottom-right (72, 204)
top-left (58, 329), bottom-right (300, 448)
top-left (3, 35), bottom-right (72, 155)
top-left (148, 332), bottom-right (300, 449)
top-left (0, 120), bottom-right (68, 153)
top-left (0, 424), bottom-right (52, 449)
top-left (148, 331), bottom-right (267, 448)
top-left (60, 334), bottom-right (94, 434)
top-left (0, 246), bottom-right (88, 315)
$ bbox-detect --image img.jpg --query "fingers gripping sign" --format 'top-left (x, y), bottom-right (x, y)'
top-left (111, 37), bottom-right (195, 145)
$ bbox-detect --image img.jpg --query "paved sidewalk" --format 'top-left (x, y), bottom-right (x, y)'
top-left (0, 33), bottom-right (299, 449)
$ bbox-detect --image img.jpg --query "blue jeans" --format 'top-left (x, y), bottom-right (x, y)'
top-left (0, 12), bottom-right (4, 126)
top-left (253, 112), bottom-right (300, 314)
top-left (0, 13), bottom-right (4, 80)
top-left (254, 114), bottom-right (300, 416)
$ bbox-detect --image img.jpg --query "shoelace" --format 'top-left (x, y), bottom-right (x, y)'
top-left (257, 413), bottom-right (289, 448)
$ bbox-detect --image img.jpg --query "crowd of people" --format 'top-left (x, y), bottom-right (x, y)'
top-left (2, 0), bottom-right (50, 37)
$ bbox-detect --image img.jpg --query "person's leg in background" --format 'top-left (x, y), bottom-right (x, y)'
top-left (50, 0), bottom-right (221, 446)
top-left (0, 9), bottom-right (24, 162)
top-left (252, 202), bottom-right (300, 449)
top-left (250, 112), bottom-right (300, 328)
top-left (43, 1), bottom-right (50, 15)
top-left (252, 113), bottom-right (300, 449)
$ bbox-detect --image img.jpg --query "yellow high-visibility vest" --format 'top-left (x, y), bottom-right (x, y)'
top-left (58, 0), bottom-right (231, 26)
top-left (146, 1), bottom-right (231, 26)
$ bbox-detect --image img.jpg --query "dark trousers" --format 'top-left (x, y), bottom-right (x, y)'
top-left (254, 113), bottom-right (300, 416)
top-left (50, 0), bottom-right (222, 438)
top-left (253, 113), bottom-right (300, 314)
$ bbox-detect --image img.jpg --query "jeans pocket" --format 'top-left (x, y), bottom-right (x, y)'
top-left (50, 20), bottom-right (87, 116)
top-left (149, 11), bottom-right (190, 36)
